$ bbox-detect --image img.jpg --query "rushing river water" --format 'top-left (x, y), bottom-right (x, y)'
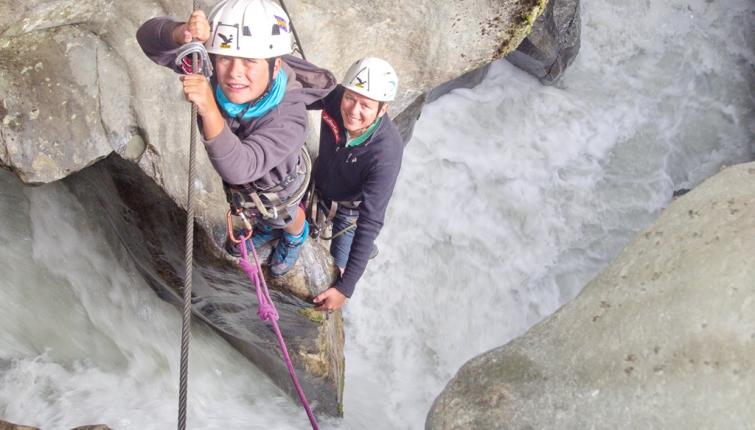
top-left (1, 0), bottom-right (752, 428)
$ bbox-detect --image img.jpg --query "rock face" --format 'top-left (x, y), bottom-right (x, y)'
top-left (0, 0), bottom-right (546, 208)
top-left (64, 155), bottom-right (345, 416)
top-left (506, 0), bottom-right (581, 84)
top-left (426, 162), bottom-right (755, 429)
top-left (0, 419), bottom-right (39, 430)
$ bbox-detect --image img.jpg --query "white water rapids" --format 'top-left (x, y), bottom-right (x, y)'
top-left (1, 0), bottom-right (752, 428)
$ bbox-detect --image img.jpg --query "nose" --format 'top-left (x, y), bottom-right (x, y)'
top-left (228, 58), bottom-right (244, 77)
top-left (345, 101), bottom-right (359, 118)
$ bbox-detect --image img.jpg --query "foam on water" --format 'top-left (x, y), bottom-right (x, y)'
top-left (0, 175), bottom-right (310, 429)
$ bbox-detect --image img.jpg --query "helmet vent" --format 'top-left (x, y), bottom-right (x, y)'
top-left (243, 26), bottom-right (251, 36)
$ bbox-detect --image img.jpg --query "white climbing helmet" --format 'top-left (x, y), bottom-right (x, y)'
top-left (206, 0), bottom-right (293, 59)
top-left (342, 57), bottom-right (399, 102)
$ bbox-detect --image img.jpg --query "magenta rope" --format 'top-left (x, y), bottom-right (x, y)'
top-left (237, 238), bottom-right (319, 430)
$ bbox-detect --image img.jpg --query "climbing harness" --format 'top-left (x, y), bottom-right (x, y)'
top-left (228, 212), bottom-right (320, 429)
top-left (224, 146), bottom-right (311, 224)
top-left (305, 182), bottom-right (360, 240)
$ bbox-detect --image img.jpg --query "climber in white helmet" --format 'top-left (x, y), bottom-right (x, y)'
top-left (307, 57), bottom-right (404, 312)
top-left (136, 0), bottom-right (336, 276)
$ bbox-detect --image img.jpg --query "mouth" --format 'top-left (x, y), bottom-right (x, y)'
top-left (225, 83), bottom-right (249, 91)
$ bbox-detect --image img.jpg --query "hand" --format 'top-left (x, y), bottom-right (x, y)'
top-left (313, 287), bottom-right (347, 312)
top-left (173, 10), bottom-right (210, 45)
top-left (179, 74), bottom-right (218, 118)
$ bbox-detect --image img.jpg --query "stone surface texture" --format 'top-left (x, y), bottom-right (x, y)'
top-left (1, 0), bottom-right (546, 230)
top-left (427, 162), bottom-right (755, 430)
top-left (506, 0), bottom-right (580, 83)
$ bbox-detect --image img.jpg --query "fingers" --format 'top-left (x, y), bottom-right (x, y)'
top-left (186, 10), bottom-right (210, 43)
top-left (312, 288), bottom-right (346, 312)
top-left (313, 292), bottom-right (330, 312)
top-left (179, 75), bottom-right (212, 111)
top-left (180, 75), bottom-right (206, 97)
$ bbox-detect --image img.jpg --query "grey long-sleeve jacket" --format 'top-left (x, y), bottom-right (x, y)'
top-left (136, 17), bottom-right (336, 192)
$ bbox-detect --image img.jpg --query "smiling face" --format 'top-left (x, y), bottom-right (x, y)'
top-left (214, 55), bottom-right (279, 104)
top-left (339, 89), bottom-right (388, 137)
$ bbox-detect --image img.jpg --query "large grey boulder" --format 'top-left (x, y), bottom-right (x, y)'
top-left (0, 0), bottom-right (546, 206)
top-left (427, 162), bottom-right (755, 429)
top-left (506, 0), bottom-right (580, 84)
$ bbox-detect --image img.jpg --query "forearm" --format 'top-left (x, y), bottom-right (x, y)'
top-left (136, 17), bottom-right (182, 67)
top-left (200, 104), bottom-right (224, 140)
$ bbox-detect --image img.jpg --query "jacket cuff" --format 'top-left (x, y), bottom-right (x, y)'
top-left (159, 19), bottom-right (183, 50)
top-left (334, 280), bottom-right (355, 299)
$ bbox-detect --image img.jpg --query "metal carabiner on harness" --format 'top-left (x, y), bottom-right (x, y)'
top-left (226, 209), bottom-right (253, 244)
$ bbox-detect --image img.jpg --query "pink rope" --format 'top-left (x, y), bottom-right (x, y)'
top-left (238, 238), bottom-right (319, 430)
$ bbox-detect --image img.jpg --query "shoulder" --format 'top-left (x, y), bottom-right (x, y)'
top-left (280, 56), bottom-right (337, 103)
top-left (373, 117), bottom-right (404, 158)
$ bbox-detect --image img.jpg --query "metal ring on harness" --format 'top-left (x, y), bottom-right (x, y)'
top-left (227, 210), bottom-right (253, 244)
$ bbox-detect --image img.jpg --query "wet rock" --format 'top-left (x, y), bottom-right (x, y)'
top-left (0, 418), bottom-right (39, 430)
top-left (427, 162), bottom-right (755, 429)
top-left (1, 0), bottom-right (546, 225)
top-left (506, 0), bottom-right (581, 84)
top-left (64, 154), bottom-right (345, 416)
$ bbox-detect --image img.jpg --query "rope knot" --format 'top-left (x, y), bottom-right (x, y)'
top-left (237, 257), bottom-right (258, 277)
top-left (257, 303), bottom-right (279, 321)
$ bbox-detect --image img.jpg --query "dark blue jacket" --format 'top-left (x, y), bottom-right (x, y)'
top-left (309, 86), bottom-right (404, 297)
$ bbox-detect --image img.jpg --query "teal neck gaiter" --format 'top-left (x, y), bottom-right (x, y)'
top-left (215, 68), bottom-right (288, 120)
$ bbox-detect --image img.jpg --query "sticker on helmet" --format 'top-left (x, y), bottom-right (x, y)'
top-left (218, 33), bottom-right (234, 49)
top-left (274, 15), bottom-right (289, 32)
top-left (352, 67), bottom-right (370, 90)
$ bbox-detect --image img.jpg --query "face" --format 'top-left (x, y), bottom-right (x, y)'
top-left (214, 55), bottom-right (279, 104)
top-left (340, 89), bottom-right (388, 136)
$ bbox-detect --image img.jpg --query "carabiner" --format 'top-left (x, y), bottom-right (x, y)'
top-left (226, 209), bottom-right (253, 244)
